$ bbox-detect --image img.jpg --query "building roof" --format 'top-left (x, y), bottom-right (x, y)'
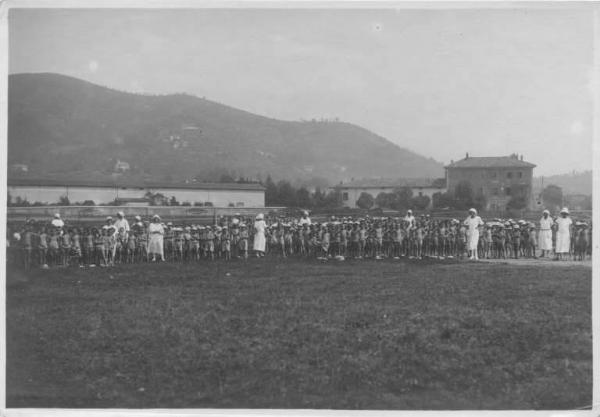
top-left (445, 155), bottom-right (536, 169)
top-left (7, 177), bottom-right (265, 191)
top-left (335, 178), bottom-right (443, 189)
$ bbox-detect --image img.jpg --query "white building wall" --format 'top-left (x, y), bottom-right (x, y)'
top-left (66, 187), bottom-right (118, 204)
top-left (149, 188), bottom-right (264, 207)
top-left (8, 185), bottom-right (117, 205)
top-left (8, 185), bottom-right (265, 207)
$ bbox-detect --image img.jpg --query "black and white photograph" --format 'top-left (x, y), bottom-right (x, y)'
top-left (3, 1), bottom-right (597, 412)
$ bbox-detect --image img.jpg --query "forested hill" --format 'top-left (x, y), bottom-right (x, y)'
top-left (533, 171), bottom-right (592, 196)
top-left (8, 72), bottom-right (444, 186)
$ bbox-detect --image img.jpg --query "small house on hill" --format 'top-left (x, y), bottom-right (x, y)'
top-left (114, 160), bottom-right (130, 172)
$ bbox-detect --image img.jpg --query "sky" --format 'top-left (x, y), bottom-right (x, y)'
top-left (8, 6), bottom-right (596, 176)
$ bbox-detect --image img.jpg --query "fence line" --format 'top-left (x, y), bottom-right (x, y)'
top-left (6, 206), bottom-right (287, 223)
top-left (7, 206), bottom-right (592, 224)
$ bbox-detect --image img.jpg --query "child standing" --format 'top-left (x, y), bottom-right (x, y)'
top-left (21, 224), bottom-right (33, 269)
top-left (60, 228), bottom-right (72, 266)
top-left (221, 226), bottom-right (231, 261)
top-left (71, 228), bottom-right (82, 267)
top-left (38, 227), bottom-right (48, 268)
top-left (239, 224), bottom-right (249, 259)
top-left (206, 226), bottom-right (215, 260)
top-left (94, 228), bottom-right (106, 267)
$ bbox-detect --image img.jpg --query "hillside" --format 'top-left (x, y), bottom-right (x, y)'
top-left (8, 73), bottom-right (444, 186)
top-left (532, 171), bottom-right (592, 196)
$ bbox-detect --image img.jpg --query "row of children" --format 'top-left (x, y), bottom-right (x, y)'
top-left (258, 214), bottom-right (591, 261)
top-left (7, 208), bottom-right (591, 269)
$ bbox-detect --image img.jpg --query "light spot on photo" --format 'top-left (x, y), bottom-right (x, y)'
top-left (569, 120), bottom-right (584, 135)
top-left (88, 60), bottom-right (99, 73)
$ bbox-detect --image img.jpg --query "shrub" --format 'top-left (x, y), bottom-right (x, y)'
top-left (356, 192), bottom-right (375, 210)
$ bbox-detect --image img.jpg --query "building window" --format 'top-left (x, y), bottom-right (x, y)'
top-left (493, 187), bottom-right (499, 196)
top-left (419, 192), bottom-right (423, 197)
top-left (491, 171), bottom-right (497, 179)
top-left (507, 172), bottom-right (512, 179)
top-left (505, 187), bottom-right (511, 196)
top-left (518, 171), bottom-right (523, 178)
top-left (343, 192), bottom-right (349, 201)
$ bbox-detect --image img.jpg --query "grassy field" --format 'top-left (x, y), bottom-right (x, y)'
top-left (6, 257), bottom-right (591, 409)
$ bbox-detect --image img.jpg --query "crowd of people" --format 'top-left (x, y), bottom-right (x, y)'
top-left (7, 207), bottom-right (592, 270)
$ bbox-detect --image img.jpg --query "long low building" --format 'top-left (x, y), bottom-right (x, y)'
top-left (7, 178), bottom-right (265, 207)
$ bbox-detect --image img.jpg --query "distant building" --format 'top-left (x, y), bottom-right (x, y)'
top-left (334, 178), bottom-right (445, 209)
top-left (10, 163), bottom-right (28, 173)
top-left (114, 160), bottom-right (130, 172)
top-left (7, 178), bottom-right (265, 207)
top-left (445, 153), bottom-right (536, 211)
top-left (114, 197), bottom-right (151, 207)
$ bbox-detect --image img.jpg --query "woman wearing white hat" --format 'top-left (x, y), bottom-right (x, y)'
top-left (299, 210), bottom-right (311, 226)
top-left (253, 213), bottom-right (266, 257)
top-left (403, 210), bottom-right (416, 229)
top-left (147, 214), bottom-right (165, 262)
top-left (463, 208), bottom-right (484, 260)
top-left (51, 213), bottom-right (64, 231)
top-left (555, 207), bottom-right (572, 260)
top-left (539, 209), bottom-right (553, 258)
top-left (113, 211), bottom-right (130, 237)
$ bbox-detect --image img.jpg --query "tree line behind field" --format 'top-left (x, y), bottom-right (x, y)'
top-left (8, 175), bottom-right (583, 213)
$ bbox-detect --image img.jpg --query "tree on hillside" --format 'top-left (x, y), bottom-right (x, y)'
top-left (541, 184), bottom-right (563, 209)
top-left (356, 192), bottom-right (375, 209)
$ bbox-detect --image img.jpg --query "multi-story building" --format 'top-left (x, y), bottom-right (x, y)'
top-left (445, 153), bottom-right (536, 211)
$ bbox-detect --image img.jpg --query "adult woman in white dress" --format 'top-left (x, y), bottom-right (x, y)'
top-left (299, 210), bottom-right (311, 226)
top-left (463, 208), bottom-right (484, 260)
top-left (253, 213), bottom-right (266, 257)
top-left (147, 214), bottom-right (165, 261)
top-left (538, 209), bottom-right (553, 258)
top-left (555, 207), bottom-right (573, 260)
